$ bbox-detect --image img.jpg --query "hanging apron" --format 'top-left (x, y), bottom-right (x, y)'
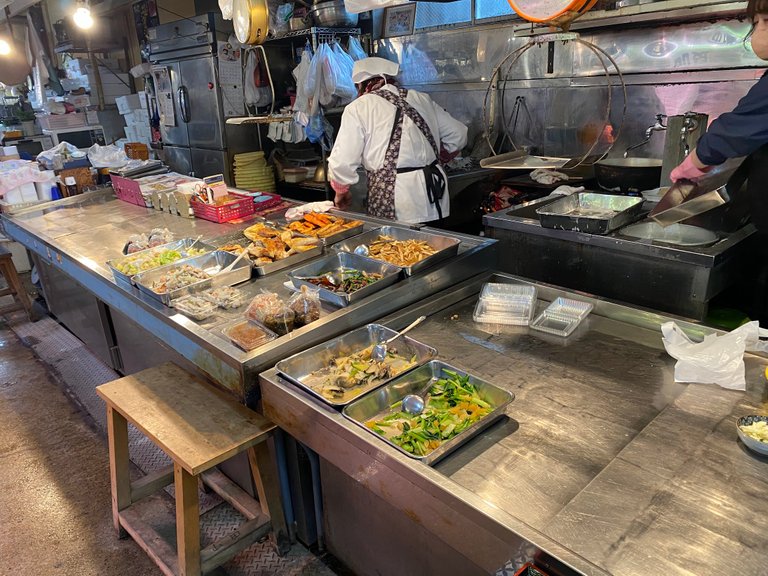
top-left (366, 88), bottom-right (447, 220)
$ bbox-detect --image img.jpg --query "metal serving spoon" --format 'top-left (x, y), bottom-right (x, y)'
top-left (353, 244), bottom-right (369, 257)
top-left (371, 315), bottom-right (427, 361)
top-left (401, 393), bottom-right (426, 415)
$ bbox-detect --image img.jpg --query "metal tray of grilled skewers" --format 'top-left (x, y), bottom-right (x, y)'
top-left (276, 323), bottom-right (437, 407)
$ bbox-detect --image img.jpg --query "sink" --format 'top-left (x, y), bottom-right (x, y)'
top-left (504, 197), bottom-right (560, 220)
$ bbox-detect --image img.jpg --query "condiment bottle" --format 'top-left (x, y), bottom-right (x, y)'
top-left (64, 176), bottom-right (78, 196)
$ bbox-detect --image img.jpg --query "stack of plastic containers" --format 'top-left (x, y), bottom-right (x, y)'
top-left (473, 282), bottom-right (537, 326)
top-left (530, 297), bottom-right (593, 337)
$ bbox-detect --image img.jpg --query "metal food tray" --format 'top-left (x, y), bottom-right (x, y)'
top-left (276, 323), bottom-right (437, 408)
top-left (281, 216), bottom-right (365, 246)
top-left (288, 252), bottom-right (402, 308)
top-left (132, 251), bottom-right (252, 305)
top-left (208, 228), bottom-right (324, 276)
top-left (331, 226), bottom-right (461, 276)
top-left (536, 192), bottom-right (645, 235)
top-left (343, 360), bottom-right (514, 465)
top-left (107, 238), bottom-right (217, 289)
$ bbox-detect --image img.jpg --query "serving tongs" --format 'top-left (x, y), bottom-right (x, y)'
top-left (649, 157), bottom-right (745, 227)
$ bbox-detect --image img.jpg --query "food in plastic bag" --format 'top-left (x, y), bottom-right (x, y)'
top-left (202, 286), bottom-right (246, 309)
top-left (661, 320), bottom-right (768, 391)
top-left (347, 36), bottom-right (366, 61)
top-left (289, 285), bottom-right (321, 327)
top-left (245, 291), bottom-right (295, 335)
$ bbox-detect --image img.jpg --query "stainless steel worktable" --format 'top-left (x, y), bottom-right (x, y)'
top-left (260, 272), bottom-right (768, 576)
top-left (1, 189), bottom-right (496, 402)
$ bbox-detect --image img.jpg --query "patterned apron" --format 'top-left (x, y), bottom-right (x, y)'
top-left (366, 88), bottom-right (445, 220)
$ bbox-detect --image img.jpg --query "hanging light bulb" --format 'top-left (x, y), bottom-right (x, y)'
top-left (0, 39), bottom-right (10, 56)
top-left (73, 1), bottom-right (94, 29)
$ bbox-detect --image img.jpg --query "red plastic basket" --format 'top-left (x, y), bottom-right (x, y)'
top-left (190, 192), bottom-right (256, 223)
top-left (111, 175), bottom-right (148, 207)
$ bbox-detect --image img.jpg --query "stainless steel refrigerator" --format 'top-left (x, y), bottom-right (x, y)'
top-left (149, 13), bottom-right (256, 184)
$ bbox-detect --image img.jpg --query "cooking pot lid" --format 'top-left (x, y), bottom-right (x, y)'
top-left (619, 222), bottom-right (718, 246)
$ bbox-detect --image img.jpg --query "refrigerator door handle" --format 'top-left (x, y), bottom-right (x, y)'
top-left (178, 85), bottom-right (191, 123)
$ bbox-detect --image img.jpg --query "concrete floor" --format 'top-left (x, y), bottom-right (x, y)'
top-left (0, 320), bottom-right (162, 576)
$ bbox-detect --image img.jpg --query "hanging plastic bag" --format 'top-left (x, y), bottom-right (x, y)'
top-left (331, 42), bottom-right (356, 104)
top-left (244, 50), bottom-right (273, 109)
top-left (318, 43), bottom-right (337, 107)
top-left (347, 36), bottom-right (366, 61)
top-left (219, 0), bottom-right (233, 19)
top-left (292, 48), bottom-right (312, 126)
top-left (304, 45), bottom-right (323, 115)
top-left (244, 50), bottom-right (259, 106)
top-left (661, 321), bottom-right (768, 391)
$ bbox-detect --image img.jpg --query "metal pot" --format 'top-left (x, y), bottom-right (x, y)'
top-left (594, 158), bottom-right (662, 194)
top-left (309, 0), bottom-right (358, 27)
top-left (313, 162), bottom-right (327, 182)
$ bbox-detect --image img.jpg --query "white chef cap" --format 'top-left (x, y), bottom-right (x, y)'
top-left (351, 57), bottom-right (400, 84)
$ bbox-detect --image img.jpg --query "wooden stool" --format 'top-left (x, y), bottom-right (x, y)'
top-left (96, 363), bottom-right (289, 576)
top-left (0, 244), bottom-right (33, 321)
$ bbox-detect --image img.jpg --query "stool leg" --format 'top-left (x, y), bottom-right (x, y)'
top-left (0, 259), bottom-right (33, 320)
top-left (174, 463), bottom-right (201, 576)
top-left (106, 406), bottom-right (131, 538)
top-left (248, 440), bottom-right (290, 555)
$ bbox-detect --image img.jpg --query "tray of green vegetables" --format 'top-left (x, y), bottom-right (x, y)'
top-left (343, 360), bottom-right (514, 465)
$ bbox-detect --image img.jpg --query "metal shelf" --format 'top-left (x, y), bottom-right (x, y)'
top-left (267, 27), bottom-right (362, 41)
top-left (226, 114), bottom-right (294, 125)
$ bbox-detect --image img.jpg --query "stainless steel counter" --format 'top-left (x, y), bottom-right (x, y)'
top-left (483, 197), bottom-right (756, 320)
top-left (1, 189), bottom-right (497, 403)
top-left (259, 273), bottom-right (768, 576)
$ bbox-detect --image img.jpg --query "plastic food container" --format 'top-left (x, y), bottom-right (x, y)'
top-left (202, 286), bottom-right (247, 309)
top-left (530, 296), bottom-right (593, 337)
top-left (473, 282), bottom-right (537, 326)
top-left (223, 320), bottom-right (277, 352)
top-left (172, 295), bottom-right (218, 321)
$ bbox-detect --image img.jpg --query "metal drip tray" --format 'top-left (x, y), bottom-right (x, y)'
top-left (618, 222), bottom-right (719, 247)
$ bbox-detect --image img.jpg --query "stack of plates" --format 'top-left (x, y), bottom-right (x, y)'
top-left (233, 151), bottom-right (276, 192)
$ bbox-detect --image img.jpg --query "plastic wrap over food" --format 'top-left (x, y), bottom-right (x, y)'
top-left (245, 291), bottom-right (295, 336)
top-left (288, 285), bottom-right (321, 327)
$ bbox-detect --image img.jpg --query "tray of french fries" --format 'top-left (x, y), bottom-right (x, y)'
top-left (332, 226), bottom-right (461, 276)
top-left (285, 212), bottom-right (365, 245)
top-left (212, 221), bottom-right (323, 276)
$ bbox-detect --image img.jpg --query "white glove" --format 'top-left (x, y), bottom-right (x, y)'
top-left (549, 185), bottom-right (585, 197)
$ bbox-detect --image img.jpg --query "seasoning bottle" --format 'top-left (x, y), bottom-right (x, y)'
top-left (64, 176), bottom-right (78, 196)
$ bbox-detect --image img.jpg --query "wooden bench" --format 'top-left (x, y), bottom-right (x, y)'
top-left (96, 363), bottom-right (289, 576)
top-left (0, 244), bottom-right (33, 321)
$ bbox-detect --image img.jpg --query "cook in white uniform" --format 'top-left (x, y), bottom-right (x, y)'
top-left (328, 57), bottom-right (468, 224)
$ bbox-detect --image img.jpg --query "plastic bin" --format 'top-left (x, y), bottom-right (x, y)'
top-left (190, 192), bottom-right (256, 223)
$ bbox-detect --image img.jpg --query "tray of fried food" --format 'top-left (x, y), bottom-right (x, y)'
top-left (285, 212), bottom-right (365, 245)
top-left (332, 226), bottom-right (461, 276)
top-left (225, 221), bottom-right (324, 275)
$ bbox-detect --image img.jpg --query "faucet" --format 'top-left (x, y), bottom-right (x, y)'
top-left (680, 112), bottom-right (700, 157)
top-left (624, 114), bottom-right (667, 157)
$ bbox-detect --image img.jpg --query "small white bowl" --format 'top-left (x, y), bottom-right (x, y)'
top-left (736, 415), bottom-right (768, 456)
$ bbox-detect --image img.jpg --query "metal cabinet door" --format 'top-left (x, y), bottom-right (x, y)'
top-left (191, 147), bottom-right (231, 183)
top-left (179, 56), bottom-right (225, 150)
top-left (154, 62), bottom-right (189, 147)
top-left (163, 145), bottom-right (193, 177)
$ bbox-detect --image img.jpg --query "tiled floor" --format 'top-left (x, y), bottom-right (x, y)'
top-left (0, 272), bottom-right (350, 576)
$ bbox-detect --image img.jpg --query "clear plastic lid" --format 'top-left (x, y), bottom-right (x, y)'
top-left (530, 297), bottom-right (593, 337)
top-left (223, 320), bottom-right (277, 351)
top-left (473, 282), bottom-right (537, 326)
top-left (202, 286), bottom-right (246, 309)
top-left (172, 295), bottom-right (217, 321)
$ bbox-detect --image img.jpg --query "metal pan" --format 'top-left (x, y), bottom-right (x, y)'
top-left (536, 192), bottom-right (644, 235)
top-left (331, 226), bottom-right (461, 276)
top-left (276, 323), bottom-right (437, 407)
top-left (107, 238), bottom-right (217, 289)
top-left (133, 250), bottom-right (251, 305)
top-left (343, 360), bottom-right (514, 465)
top-left (280, 215), bottom-right (366, 246)
top-left (207, 229), bottom-right (324, 276)
top-left (594, 158), bottom-right (662, 194)
top-left (288, 252), bottom-right (402, 307)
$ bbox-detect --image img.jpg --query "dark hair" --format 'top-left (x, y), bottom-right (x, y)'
top-left (746, 0), bottom-right (768, 38)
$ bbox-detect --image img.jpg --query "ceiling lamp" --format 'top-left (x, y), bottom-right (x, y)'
top-left (0, 39), bottom-right (10, 56)
top-left (73, 1), bottom-right (94, 29)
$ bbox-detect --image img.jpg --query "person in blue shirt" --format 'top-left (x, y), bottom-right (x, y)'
top-left (671, 0), bottom-right (768, 181)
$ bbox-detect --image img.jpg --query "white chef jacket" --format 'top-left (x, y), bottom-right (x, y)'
top-left (328, 84), bottom-right (468, 224)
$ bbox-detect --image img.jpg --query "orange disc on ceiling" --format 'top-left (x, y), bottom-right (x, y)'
top-left (507, 0), bottom-right (590, 23)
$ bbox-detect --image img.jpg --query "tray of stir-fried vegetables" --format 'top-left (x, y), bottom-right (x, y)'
top-left (343, 360), bottom-right (514, 465)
